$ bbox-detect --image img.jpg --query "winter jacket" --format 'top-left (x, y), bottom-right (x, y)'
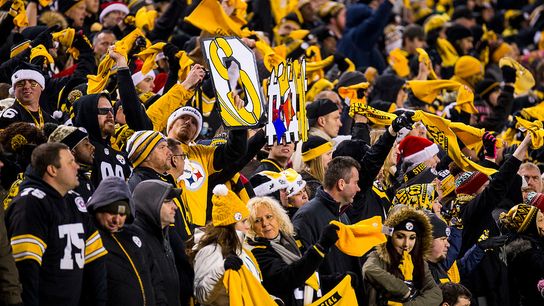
top-left (85, 176), bottom-right (167, 306)
top-left (193, 229), bottom-right (261, 306)
top-left (129, 180), bottom-right (182, 306)
top-left (336, 1), bottom-right (394, 72)
top-left (0, 203), bottom-right (22, 305)
top-left (362, 207), bottom-right (442, 306)
top-left (291, 188), bottom-right (363, 300)
top-left (300, 171), bottom-right (321, 201)
top-left (474, 85), bottom-right (515, 132)
top-left (505, 234), bottom-right (544, 306)
top-left (6, 173), bottom-right (107, 306)
top-left (247, 233), bottom-right (327, 306)
top-left (363, 251), bottom-right (442, 306)
top-left (73, 93), bottom-right (132, 187)
top-left (0, 100), bottom-right (58, 129)
top-left (147, 83), bottom-right (195, 132)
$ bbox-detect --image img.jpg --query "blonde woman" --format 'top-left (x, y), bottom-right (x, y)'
top-left (246, 196), bottom-right (340, 306)
top-left (300, 136), bottom-right (333, 200)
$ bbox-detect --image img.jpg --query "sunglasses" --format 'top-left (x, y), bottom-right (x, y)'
top-left (97, 107), bottom-right (113, 115)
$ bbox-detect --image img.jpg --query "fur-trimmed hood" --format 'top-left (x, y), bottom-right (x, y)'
top-left (376, 206), bottom-right (433, 264)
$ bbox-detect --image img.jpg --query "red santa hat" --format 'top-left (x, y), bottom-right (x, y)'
top-left (131, 59), bottom-right (155, 86)
top-left (397, 136), bottom-right (439, 165)
top-left (99, 1), bottom-right (129, 23)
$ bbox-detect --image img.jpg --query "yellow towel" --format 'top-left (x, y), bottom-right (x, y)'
top-left (30, 45), bottom-right (54, 65)
top-left (223, 265), bottom-right (276, 306)
top-left (349, 103), bottom-right (397, 126)
top-left (184, 0), bottom-right (253, 37)
top-left (254, 40), bottom-right (285, 72)
top-left (407, 79), bottom-right (477, 114)
top-left (516, 116), bottom-right (544, 149)
top-left (331, 216), bottom-right (387, 257)
top-left (87, 28), bottom-right (145, 94)
top-left (135, 7), bottom-right (158, 32)
top-left (412, 110), bottom-right (497, 176)
top-left (521, 103), bottom-right (544, 121)
top-left (134, 42), bottom-right (165, 74)
top-left (388, 48), bottom-right (410, 78)
top-left (308, 274), bottom-right (357, 306)
top-left (436, 38), bottom-right (458, 67)
top-left (499, 57), bottom-right (535, 95)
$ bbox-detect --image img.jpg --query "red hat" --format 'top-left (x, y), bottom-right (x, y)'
top-left (131, 59), bottom-right (155, 86)
top-left (527, 192), bottom-right (544, 213)
top-left (397, 136), bottom-right (439, 165)
top-left (99, 1), bottom-right (129, 23)
top-left (455, 171), bottom-right (489, 195)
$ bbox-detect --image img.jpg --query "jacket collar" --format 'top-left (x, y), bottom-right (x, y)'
top-left (315, 187), bottom-right (341, 216)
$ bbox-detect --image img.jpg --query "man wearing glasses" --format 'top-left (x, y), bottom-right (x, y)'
top-left (0, 63), bottom-right (58, 129)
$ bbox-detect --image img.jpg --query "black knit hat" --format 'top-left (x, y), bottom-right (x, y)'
top-left (333, 139), bottom-right (370, 161)
top-left (452, 6), bottom-right (475, 21)
top-left (446, 24), bottom-right (472, 42)
top-left (427, 213), bottom-right (450, 238)
top-left (335, 71), bottom-right (367, 91)
top-left (58, 0), bottom-right (83, 14)
top-left (302, 136), bottom-right (332, 162)
top-left (475, 79), bottom-right (500, 101)
top-left (369, 74), bottom-right (405, 103)
top-left (306, 99), bottom-right (339, 126)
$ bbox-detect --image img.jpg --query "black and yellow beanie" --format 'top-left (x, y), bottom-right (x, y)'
top-left (302, 136), bottom-right (333, 162)
top-left (126, 130), bottom-right (166, 168)
top-left (500, 204), bottom-right (539, 234)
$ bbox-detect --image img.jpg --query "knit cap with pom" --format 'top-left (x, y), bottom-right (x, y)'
top-left (211, 184), bottom-right (249, 227)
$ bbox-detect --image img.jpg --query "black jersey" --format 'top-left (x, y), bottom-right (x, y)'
top-left (0, 100), bottom-right (58, 129)
top-left (6, 176), bottom-right (107, 306)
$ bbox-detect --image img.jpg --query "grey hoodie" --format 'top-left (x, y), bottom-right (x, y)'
top-left (132, 179), bottom-right (174, 232)
top-left (85, 176), bottom-right (135, 223)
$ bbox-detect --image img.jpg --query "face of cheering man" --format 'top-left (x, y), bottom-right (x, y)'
top-left (97, 96), bottom-right (115, 139)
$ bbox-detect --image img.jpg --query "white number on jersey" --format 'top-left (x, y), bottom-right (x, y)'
top-left (20, 188), bottom-right (46, 199)
top-left (58, 223), bottom-right (85, 270)
top-left (100, 162), bottom-right (125, 180)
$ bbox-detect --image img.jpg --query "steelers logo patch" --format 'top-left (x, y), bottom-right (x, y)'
top-left (405, 222), bottom-right (414, 231)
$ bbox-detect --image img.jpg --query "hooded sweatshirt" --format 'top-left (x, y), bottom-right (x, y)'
top-left (73, 94), bottom-right (132, 187)
top-left (86, 177), bottom-right (168, 306)
top-left (129, 180), bottom-right (181, 306)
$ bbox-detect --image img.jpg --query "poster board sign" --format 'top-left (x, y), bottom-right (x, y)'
top-left (265, 59), bottom-right (308, 145)
top-left (201, 37), bottom-right (265, 128)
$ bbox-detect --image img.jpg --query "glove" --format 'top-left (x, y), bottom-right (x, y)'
top-left (317, 223), bottom-right (339, 250)
top-left (482, 131), bottom-right (497, 159)
top-left (163, 43), bottom-right (180, 63)
top-left (333, 53), bottom-right (350, 72)
top-left (391, 112), bottom-right (414, 133)
top-left (403, 281), bottom-right (419, 301)
top-left (224, 255), bottom-right (243, 271)
top-left (72, 31), bottom-right (93, 54)
top-left (501, 65), bottom-right (517, 84)
top-left (31, 25), bottom-right (59, 49)
top-left (477, 235), bottom-right (508, 250)
top-left (502, 144), bottom-right (517, 161)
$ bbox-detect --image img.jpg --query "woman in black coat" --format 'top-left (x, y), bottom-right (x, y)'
top-left (246, 196), bottom-right (340, 306)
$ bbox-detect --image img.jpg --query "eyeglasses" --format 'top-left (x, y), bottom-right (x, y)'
top-left (15, 80), bottom-right (39, 88)
top-left (97, 107), bottom-right (113, 115)
top-left (172, 153), bottom-right (188, 160)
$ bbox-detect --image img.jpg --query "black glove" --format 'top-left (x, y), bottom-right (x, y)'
top-left (391, 112), bottom-right (414, 133)
top-left (482, 131), bottom-right (497, 159)
top-left (317, 223), bottom-right (339, 250)
top-left (224, 255), bottom-right (243, 271)
top-left (502, 65), bottom-right (517, 84)
top-left (333, 53), bottom-right (350, 72)
top-left (72, 31), bottom-right (93, 54)
top-left (478, 235), bottom-right (508, 250)
top-left (31, 25), bottom-right (59, 49)
top-left (502, 144), bottom-right (517, 161)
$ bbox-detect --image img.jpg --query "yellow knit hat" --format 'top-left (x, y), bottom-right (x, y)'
top-left (454, 56), bottom-right (483, 79)
top-left (212, 184), bottom-right (249, 227)
top-left (492, 43), bottom-right (512, 63)
top-left (424, 14), bottom-right (450, 33)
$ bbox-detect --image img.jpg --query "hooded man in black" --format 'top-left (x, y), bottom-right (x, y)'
top-left (86, 176), bottom-right (168, 306)
top-left (73, 93), bottom-right (132, 187)
top-left (129, 179), bottom-right (183, 306)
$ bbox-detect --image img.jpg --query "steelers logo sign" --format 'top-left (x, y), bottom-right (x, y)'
top-left (405, 222), bottom-right (414, 231)
top-left (182, 160), bottom-right (206, 191)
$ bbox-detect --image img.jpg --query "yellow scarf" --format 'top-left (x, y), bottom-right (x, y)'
top-left (393, 183), bottom-right (436, 210)
top-left (223, 265), bottom-right (276, 306)
top-left (407, 79), bottom-right (477, 114)
top-left (184, 0), bottom-right (253, 37)
top-left (516, 116), bottom-right (544, 149)
top-left (87, 28), bottom-right (145, 94)
top-left (412, 110), bottom-right (497, 176)
top-left (254, 40), bottom-right (285, 72)
top-left (331, 217), bottom-right (387, 257)
top-left (134, 42), bottom-right (166, 74)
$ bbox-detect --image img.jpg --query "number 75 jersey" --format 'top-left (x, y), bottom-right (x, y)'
top-left (6, 177), bottom-right (107, 305)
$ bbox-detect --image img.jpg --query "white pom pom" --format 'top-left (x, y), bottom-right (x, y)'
top-left (52, 110), bottom-right (63, 119)
top-left (213, 184), bottom-right (229, 196)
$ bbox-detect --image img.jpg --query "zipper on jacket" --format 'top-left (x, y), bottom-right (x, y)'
top-left (112, 233), bottom-right (146, 306)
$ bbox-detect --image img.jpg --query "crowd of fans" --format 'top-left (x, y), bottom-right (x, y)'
top-left (2, 0), bottom-right (544, 305)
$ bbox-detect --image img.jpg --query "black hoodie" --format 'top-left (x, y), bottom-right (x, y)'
top-left (6, 173), bottom-right (107, 306)
top-left (73, 93), bottom-right (132, 187)
top-left (128, 180), bottom-right (181, 306)
top-left (86, 177), bottom-right (168, 306)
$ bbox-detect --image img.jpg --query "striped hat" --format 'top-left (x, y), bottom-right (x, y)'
top-left (500, 204), bottom-right (539, 234)
top-left (126, 130), bottom-right (166, 168)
